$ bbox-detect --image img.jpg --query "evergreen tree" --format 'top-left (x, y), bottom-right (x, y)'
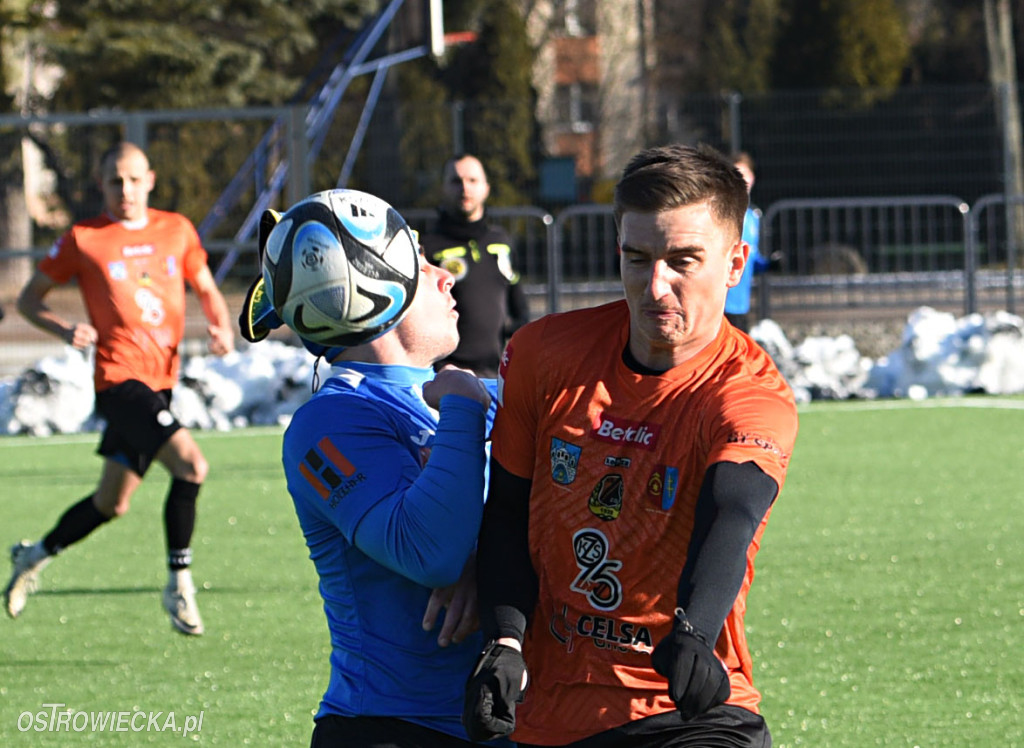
top-left (40, 0), bottom-right (372, 110)
top-left (14, 0), bottom-right (377, 239)
top-left (443, 0), bottom-right (537, 205)
top-left (702, 0), bottom-right (781, 94)
top-left (394, 0), bottom-right (538, 208)
top-left (773, 0), bottom-right (910, 103)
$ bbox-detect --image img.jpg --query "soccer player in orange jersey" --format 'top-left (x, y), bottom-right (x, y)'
top-left (5, 142), bottom-right (234, 636)
top-left (464, 144), bottom-right (799, 747)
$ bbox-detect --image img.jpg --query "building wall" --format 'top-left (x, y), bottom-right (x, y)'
top-left (524, 0), bottom-right (656, 198)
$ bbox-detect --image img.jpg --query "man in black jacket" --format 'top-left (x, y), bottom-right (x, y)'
top-left (420, 154), bottom-right (530, 378)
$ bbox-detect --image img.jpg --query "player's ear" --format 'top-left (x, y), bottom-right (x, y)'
top-left (726, 241), bottom-right (749, 289)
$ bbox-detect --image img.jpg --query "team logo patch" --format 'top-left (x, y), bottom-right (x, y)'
top-left (570, 528), bottom-right (623, 611)
top-left (108, 261), bottom-right (127, 280)
top-left (440, 256), bottom-right (469, 281)
top-left (646, 465), bottom-right (679, 511)
top-left (588, 474), bottom-right (624, 521)
top-left (299, 437), bottom-right (367, 508)
top-left (550, 437), bottom-right (582, 485)
top-left (156, 409), bottom-right (175, 427)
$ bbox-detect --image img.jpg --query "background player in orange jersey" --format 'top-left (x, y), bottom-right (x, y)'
top-left (6, 142), bottom-right (233, 636)
top-left (464, 144), bottom-right (799, 747)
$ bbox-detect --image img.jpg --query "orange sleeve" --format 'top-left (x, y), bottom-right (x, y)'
top-left (179, 218), bottom-right (208, 282)
top-left (37, 232), bottom-right (79, 285)
top-left (492, 319), bottom-right (546, 479)
top-left (705, 374), bottom-right (797, 490)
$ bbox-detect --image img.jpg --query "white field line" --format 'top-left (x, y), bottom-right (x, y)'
top-left (797, 396), bottom-right (1024, 413)
top-left (0, 425), bottom-right (285, 449)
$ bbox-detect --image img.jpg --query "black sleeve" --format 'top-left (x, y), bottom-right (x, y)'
top-left (477, 458), bottom-right (537, 643)
top-left (676, 461), bottom-right (779, 643)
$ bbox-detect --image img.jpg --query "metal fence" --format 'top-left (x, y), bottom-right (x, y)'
top-left (3, 84), bottom-right (1024, 360)
top-left (403, 195), bottom-right (1024, 323)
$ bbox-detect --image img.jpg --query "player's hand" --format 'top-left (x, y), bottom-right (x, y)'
top-left (463, 640), bottom-right (528, 742)
top-left (651, 608), bottom-right (730, 720)
top-left (423, 553), bottom-right (478, 647)
top-left (422, 366), bottom-right (491, 410)
top-left (65, 322), bottom-right (98, 351)
top-left (207, 324), bottom-right (234, 356)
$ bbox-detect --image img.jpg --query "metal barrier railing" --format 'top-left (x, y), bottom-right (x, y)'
top-left (7, 194), bottom-right (1024, 325)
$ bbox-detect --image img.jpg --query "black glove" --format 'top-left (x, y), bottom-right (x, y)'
top-left (463, 641), bottom-right (528, 741)
top-left (651, 608), bottom-right (731, 720)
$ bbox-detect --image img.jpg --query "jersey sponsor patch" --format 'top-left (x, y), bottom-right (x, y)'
top-left (299, 437), bottom-right (367, 508)
top-left (548, 603), bottom-right (654, 655)
top-left (122, 244), bottom-right (155, 257)
top-left (551, 437), bottom-right (582, 485)
top-left (591, 415), bottom-right (660, 450)
top-left (727, 431), bottom-right (789, 464)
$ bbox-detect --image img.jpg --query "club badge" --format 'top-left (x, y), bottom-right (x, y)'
top-left (588, 473), bottom-right (624, 521)
top-left (551, 437), bottom-right (582, 485)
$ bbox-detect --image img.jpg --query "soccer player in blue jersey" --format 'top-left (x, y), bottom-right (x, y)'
top-left (243, 194), bottom-right (497, 747)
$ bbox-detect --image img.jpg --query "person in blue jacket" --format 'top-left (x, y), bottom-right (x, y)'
top-left (242, 193), bottom-right (497, 747)
top-left (724, 152), bottom-right (769, 333)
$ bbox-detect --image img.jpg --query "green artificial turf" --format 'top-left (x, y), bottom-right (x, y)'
top-left (1, 399), bottom-right (1023, 746)
top-left (750, 398), bottom-right (1024, 747)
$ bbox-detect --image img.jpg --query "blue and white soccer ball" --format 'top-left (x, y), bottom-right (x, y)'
top-left (261, 189), bottom-right (419, 348)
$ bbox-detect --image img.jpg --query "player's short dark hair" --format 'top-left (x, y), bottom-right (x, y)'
top-left (613, 143), bottom-right (748, 239)
top-left (96, 141), bottom-right (149, 178)
top-left (442, 152), bottom-right (487, 179)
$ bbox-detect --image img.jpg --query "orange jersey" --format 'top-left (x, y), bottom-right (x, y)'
top-left (492, 300), bottom-right (798, 745)
top-left (39, 209), bottom-right (208, 392)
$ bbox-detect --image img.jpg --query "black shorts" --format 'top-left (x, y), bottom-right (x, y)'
top-left (309, 715), bottom-right (476, 748)
top-left (519, 705), bottom-right (771, 748)
top-left (94, 380), bottom-right (181, 477)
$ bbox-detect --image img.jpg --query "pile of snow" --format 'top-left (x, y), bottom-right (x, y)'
top-left (0, 340), bottom-right (316, 437)
top-left (752, 306), bottom-right (1024, 403)
top-left (3, 306), bottom-right (1024, 437)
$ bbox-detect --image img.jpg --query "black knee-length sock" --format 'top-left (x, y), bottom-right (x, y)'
top-left (42, 495), bottom-right (111, 555)
top-left (165, 479), bottom-right (200, 570)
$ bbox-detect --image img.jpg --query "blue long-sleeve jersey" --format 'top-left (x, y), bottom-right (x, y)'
top-left (725, 206), bottom-right (768, 315)
top-left (283, 361), bottom-right (496, 738)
